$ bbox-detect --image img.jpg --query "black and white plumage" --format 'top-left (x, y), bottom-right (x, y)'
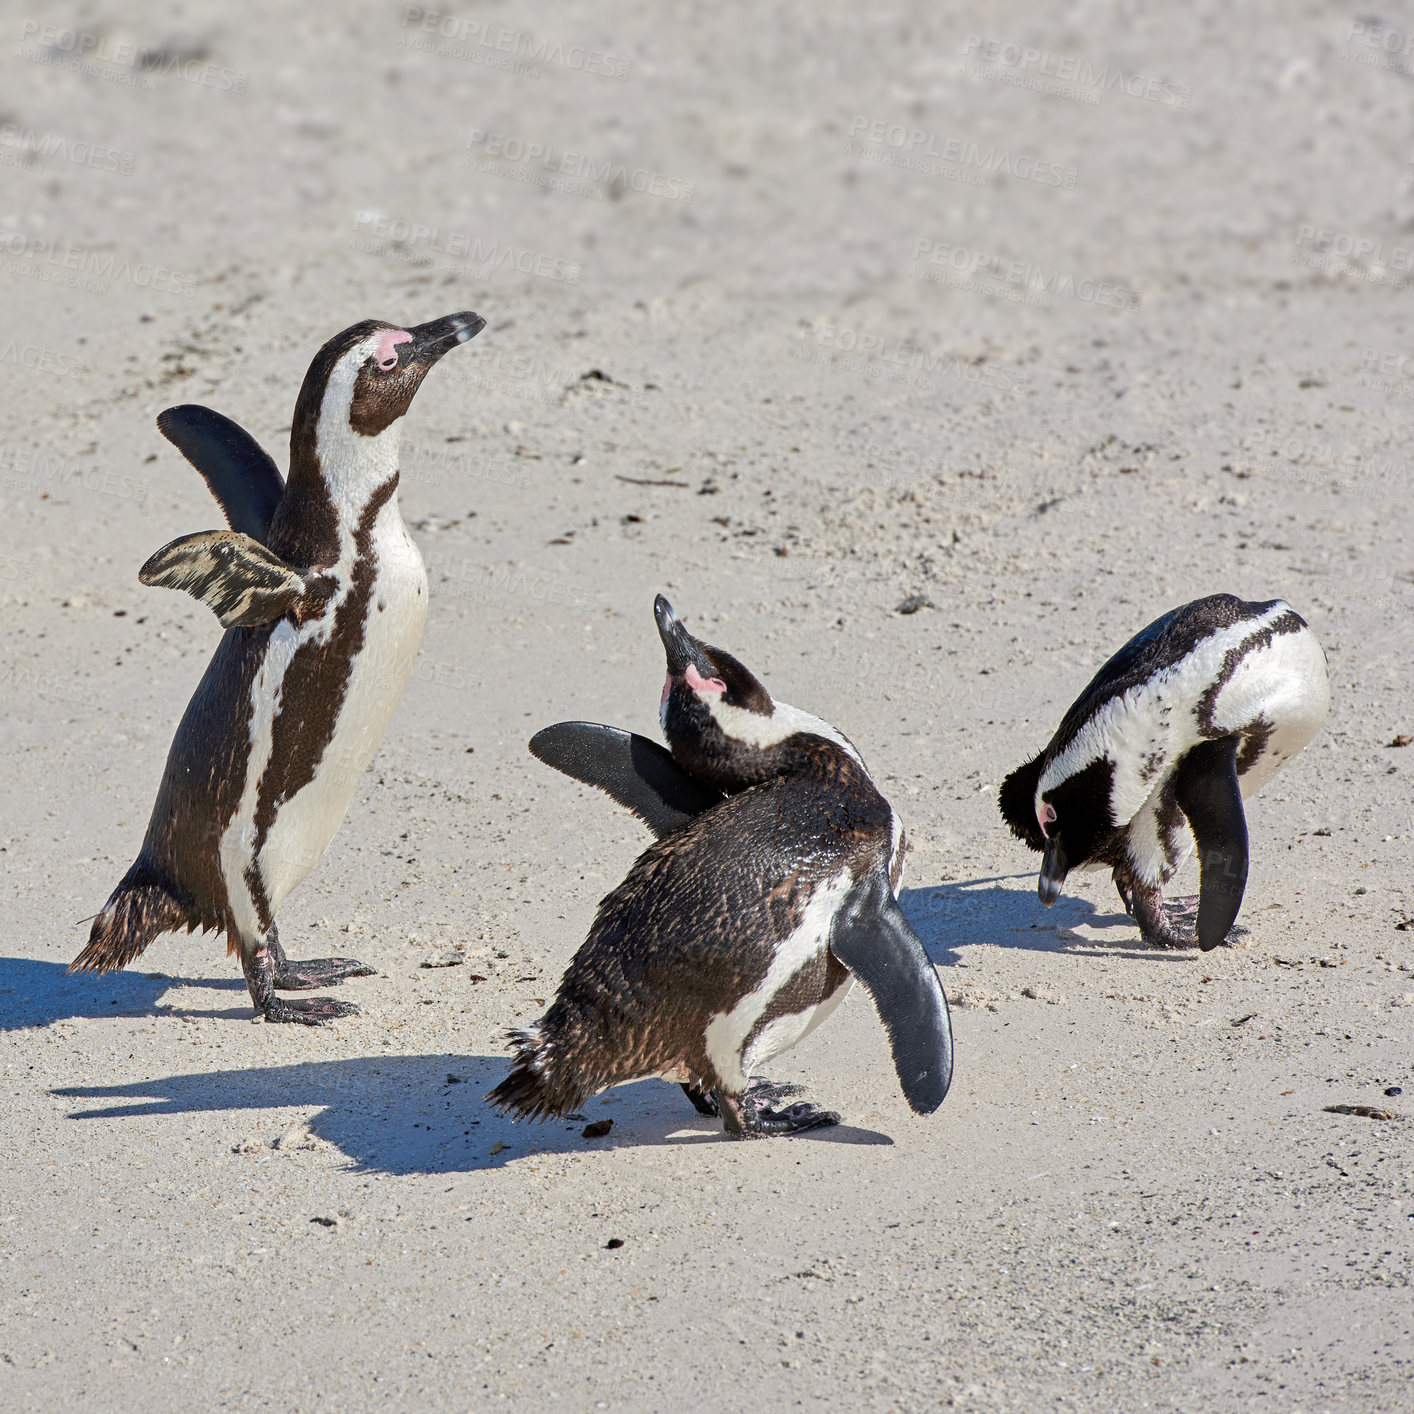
top-left (487, 596), bottom-right (953, 1138)
top-left (72, 313), bottom-right (485, 1022)
top-left (999, 594), bottom-right (1330, 950)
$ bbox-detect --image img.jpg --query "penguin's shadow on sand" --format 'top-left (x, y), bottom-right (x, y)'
top-left (0, 956), bottom-right (249, 1031)
top-left (900, 873), bottom-right (1195, 967)
top-left (27, 872), bottom-right (1179, 1168)
top-left (53, 1056), bottom-right (893, 1172)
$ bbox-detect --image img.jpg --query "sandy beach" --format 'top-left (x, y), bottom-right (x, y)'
top-left (2, 3), bottom-right (1412, 1409)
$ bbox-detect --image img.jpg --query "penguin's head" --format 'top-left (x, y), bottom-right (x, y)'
top-left (291, 312), bottom-right (485, 488)
top-left (999, 753), bottom-right (1116, 905)
top-left (654, 594), bottom-right (862, 790)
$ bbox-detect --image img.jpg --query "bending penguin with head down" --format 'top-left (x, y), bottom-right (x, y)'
top-left (1000, 594), bottom-right (1330, 950)
top-left (488, 595), bottom-right (954, 1138)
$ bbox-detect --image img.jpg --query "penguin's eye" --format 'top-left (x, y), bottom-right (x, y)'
top-left (1038, 801), bottom-right (1058, 836)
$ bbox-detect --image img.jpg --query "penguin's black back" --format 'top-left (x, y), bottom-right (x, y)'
top-left (1049, 594), bottom-right (1292, 758)
top-left (529, 747), bottom-right (891, 1101)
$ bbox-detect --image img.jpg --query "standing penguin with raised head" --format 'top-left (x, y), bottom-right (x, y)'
top-left (487, 595), bottom-right (953, 1137)
top-left (72, 312), bottom-right (485, 1022)
top-left (999, 594), bottom-right (1330, 950)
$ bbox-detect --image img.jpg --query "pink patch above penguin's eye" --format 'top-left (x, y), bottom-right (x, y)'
top-left (1037, 801), bottom-right (1057, 836)
top-left (684, 663), bottom-right (726, 697)
top-left (374, 329), bottom-right (412, 372)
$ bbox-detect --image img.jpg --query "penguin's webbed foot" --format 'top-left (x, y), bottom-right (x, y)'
top-left (1129, 886), bottom-right (1246, 950)
top-left (244, 940), bottom-right (361, 1024)
top-left (273, 956), bottom-right (376, 990)
top-left (263, 994), bottom-right (361, 1025)
top-left (268, 932), bottom-right (375, 990)
top-left (1129, 883), bottom-right (1197, 948)
top-left (746, 1075), bottom-right (806, 1105)
top-left (1151, 894), bottom-right (1200, 946)
top-left (714, 1088), bottom-right (840, 1139)
top-left (682, 1075), bottom-right (804, 1118)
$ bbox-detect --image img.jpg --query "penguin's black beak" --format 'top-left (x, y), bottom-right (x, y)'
top-left (654, 594), bottom-right (716, 678)
top-left (407, 311), bottom-right (486, 366)
top-left (1038, 834), bottom-right (1068, 906)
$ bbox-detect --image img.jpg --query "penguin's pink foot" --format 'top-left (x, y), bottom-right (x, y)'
top-left (715, 1088), bottom-right (840, 1138)
top-left (268, 930), bottom-right (375, 990)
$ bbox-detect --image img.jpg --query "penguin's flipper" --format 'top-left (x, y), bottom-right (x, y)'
top-left (829, 871), bottom-right (954, 1114)
top-left (528, 722), bottom-right (721, 838)
top-left (139, 530), bottom-right (332, 628)
top-left (1173, 735), bottom-right (1250, 951)
top-left (156, 404), bottom-right (285, 543)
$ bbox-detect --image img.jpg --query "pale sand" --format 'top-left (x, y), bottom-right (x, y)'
top-left (2, 3), bottom-right (1411, 1410)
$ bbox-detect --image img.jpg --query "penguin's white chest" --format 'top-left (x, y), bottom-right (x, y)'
top-left (333, 513), bottom-right (431, 775)
top-left (226, 507), bottom-right (429, 931)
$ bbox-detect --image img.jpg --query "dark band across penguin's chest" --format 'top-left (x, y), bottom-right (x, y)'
top-left (747, 947), bottom-right (852, 1041)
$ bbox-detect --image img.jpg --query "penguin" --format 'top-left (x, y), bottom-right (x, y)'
top-left (998, 594), bottom-right (1330, 951)
top-left (486, 595), bottom-right (953, 1138)
top-left (71, 312), bottom-right (485, 1022)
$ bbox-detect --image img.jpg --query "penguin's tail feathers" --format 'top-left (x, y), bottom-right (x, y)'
top-left (484, 1024), bottom-right (590, 1122)
top-left (70, 861), bottom-right (189, 975)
